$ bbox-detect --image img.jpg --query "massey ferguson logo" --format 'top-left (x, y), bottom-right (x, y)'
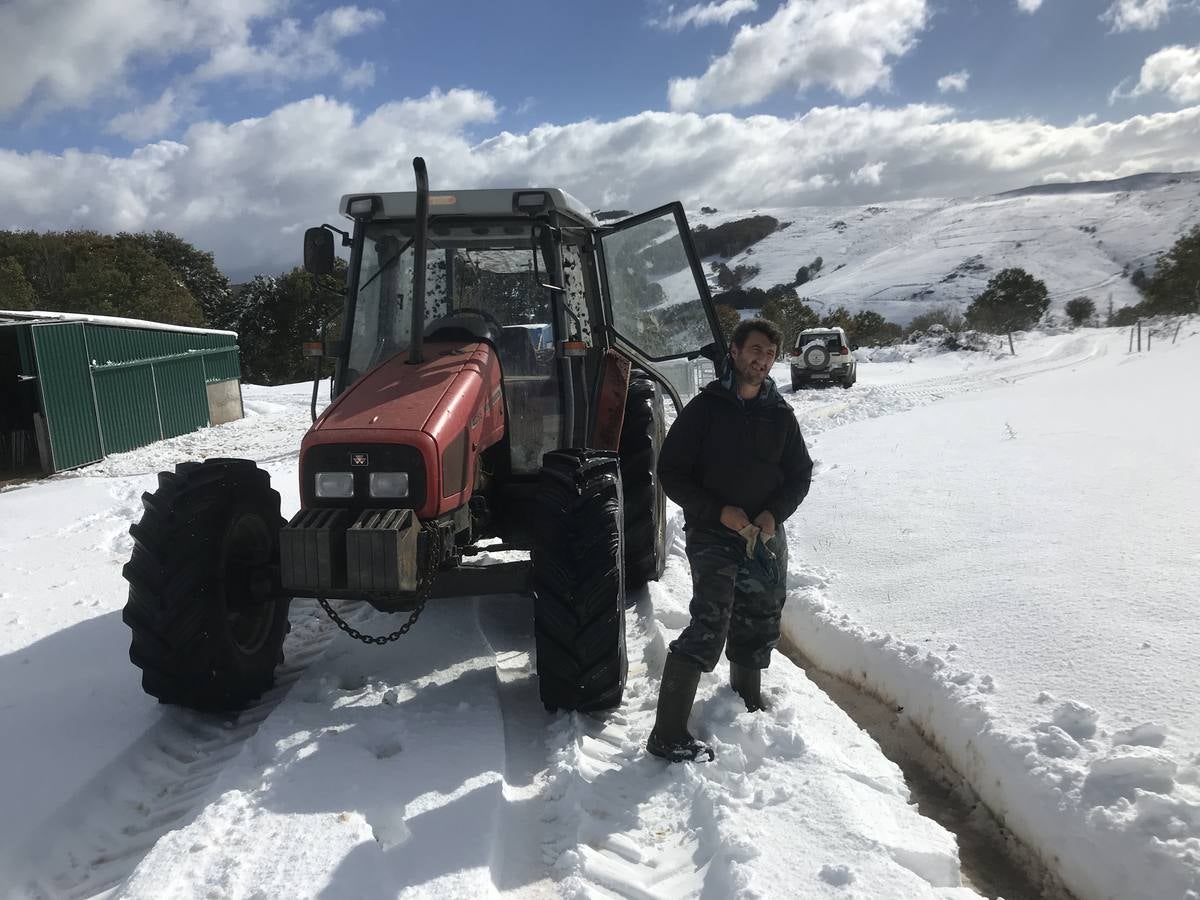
top-left (350, 452), bottom-right (369, 467)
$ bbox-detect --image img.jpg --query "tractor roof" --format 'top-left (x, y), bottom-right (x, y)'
top-left (339, 188), bottom-right (598, 226)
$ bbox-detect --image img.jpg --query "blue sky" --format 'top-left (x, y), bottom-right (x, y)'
top-left (2, 0), bottom-right (1200, 276)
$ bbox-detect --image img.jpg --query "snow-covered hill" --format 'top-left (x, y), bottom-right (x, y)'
top-left (1, 319), bottom-right (1197, 899)
top-left (695, 172), bottom-right (1200, 324)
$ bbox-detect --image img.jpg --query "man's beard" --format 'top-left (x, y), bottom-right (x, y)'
top-left (734, 357), bottom-right (766, 385)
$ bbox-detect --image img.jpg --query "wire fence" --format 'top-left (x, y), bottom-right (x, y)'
top-left (1128, 314), bottom-right (1191, 352)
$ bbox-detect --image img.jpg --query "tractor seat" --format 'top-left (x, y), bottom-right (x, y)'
top-left (424, 314), bottom-right (501, 347)
top-left (496, 327), bottom-right (539, 376)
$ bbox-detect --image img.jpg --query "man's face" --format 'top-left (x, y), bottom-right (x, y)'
top-left (730, 330), bottom-right (778, 386)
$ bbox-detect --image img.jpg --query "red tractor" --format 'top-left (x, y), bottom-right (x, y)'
top-left (122, 159), bottom-right (725, 714)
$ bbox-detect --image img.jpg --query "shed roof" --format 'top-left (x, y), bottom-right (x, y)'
top-left (0, 310), bottom-right (237, 338)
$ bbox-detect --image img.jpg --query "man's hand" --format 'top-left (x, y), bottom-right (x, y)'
top-left (720, 505), bottom-right (751, 532)
top-left (753, 509), bottom-right (776, 537)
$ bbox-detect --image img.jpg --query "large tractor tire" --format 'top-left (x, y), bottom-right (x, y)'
top-left (619, 378), bottom-right (667, 590)
top-left (122, 458), bottom-right (291, 712)
top-left (531, 449), bottom-right (627, 713)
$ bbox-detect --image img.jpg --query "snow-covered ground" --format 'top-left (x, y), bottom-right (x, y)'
top-left (695, 173), bottom-right (1200, 324)
top-left (0, 320), bottom-right (1196, 899)
top-left (779, 321), bottom-right (1200, 900)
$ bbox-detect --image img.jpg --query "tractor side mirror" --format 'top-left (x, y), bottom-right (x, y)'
top-left (304, 227), bottom-right (335, 276)
top-left (697, 341), bottom-right (722, 364)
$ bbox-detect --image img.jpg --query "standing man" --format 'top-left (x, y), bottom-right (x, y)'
top-left (647, 317), bottom-right (813, 762)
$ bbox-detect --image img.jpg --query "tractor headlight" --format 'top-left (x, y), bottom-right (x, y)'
top-left (315, 472), bottom-right (355, 498)
top-left (369, 472), bottom-right (409, 498)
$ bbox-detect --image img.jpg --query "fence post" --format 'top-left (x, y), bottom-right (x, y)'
top-left (1129, 327), bottom-right (1134, 353)
top-left (1007, 331), bottom-right (1015, 356)
top-left (1137, 320), bottom-right (1142, 352)
top-left (1174, 320), bottom-right (1182, 344)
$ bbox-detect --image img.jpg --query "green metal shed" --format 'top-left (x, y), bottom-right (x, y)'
top-left (0, 310), bottom-right (242, 478)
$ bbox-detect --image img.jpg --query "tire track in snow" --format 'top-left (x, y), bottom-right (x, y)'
top-left (790, 334), bottom-right (1109, 441)
top-left (9, 599), bottom-right (372, 900)
top-left (542, 525), bottom-right (722, 900)
top-left (544, 520), bottom-right (835, 900)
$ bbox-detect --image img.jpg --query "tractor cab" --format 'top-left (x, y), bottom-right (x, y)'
top-left (303, 178), bottom-right (725, 484)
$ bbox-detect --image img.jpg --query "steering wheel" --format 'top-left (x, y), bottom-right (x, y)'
top-left (454, 307), bottom-right (503, 330)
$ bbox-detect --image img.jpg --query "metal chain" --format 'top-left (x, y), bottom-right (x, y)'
top-left (316, 525), bottom-right (441, 645)
top-left (318, 595), bottom-right (428, 644)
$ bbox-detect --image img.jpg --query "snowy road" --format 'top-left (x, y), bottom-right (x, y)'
top-left (1, 323), bottom-right (1196, 899)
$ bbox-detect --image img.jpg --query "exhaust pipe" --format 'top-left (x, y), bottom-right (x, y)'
top-left (409, 156), bottom-right (430, 364)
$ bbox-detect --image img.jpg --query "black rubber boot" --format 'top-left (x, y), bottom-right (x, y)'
top-left (647, 654), bottom-right (714, 762)
top-left (729, 661), bottom-right (766, 712)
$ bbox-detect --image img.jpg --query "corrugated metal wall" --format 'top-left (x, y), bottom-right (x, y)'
top-left (30, 323), bottom-right (105, 471)
top-left (155, 355), bottom-right (209, 438)
top-left (92, 366), bottom-right (161, 454)
top-left (23, 321), bottom-right (241, 471)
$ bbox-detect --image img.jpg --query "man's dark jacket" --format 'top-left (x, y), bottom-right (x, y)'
top-left (658, 373), bottom-right (813, 530)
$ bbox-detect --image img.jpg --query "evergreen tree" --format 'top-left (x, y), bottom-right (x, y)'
top-left (1065, 296), bottom-right (1095, 326)
top-left (124, 230), bottom-right (233, 328)
top-left (1144, 225), bottom-right (1200, 314)
top-left (0, 230), bottom-right (203, 326)
top-left (965, 268), bottom-right (1050, 333)
top-left (760, 294), bottom-right (819, 351)
top-left (229, 264), bottom-right (344, 385)
top-left (849, 310), bottom-right (902, 347)
top-left (714, 303), bottom-right (740, 341)
top-left (820, 306), bottom-right (855, 334)
top-left (906, 303), bottom-right (964, 336)
top-left (0, 257), bottom-right (37, 309)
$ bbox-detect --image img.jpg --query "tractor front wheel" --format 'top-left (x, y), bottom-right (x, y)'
top-left (532, 449), bottom-right (628, 713)
top-left (122, 458), bottom-right (291, 712)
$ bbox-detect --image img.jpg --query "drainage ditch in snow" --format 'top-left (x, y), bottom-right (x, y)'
top-left (778, 638), bottom-right (1078, 900)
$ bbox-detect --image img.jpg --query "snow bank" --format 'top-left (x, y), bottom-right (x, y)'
top-left (783, 579), bottom-right (1200, 900)
top-left (781, 326), bottom-right (1200, 900)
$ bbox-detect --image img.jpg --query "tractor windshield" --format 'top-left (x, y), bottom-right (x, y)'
top-left (346, 221), bottom-right (551, 382)
top-left (346, 219), bottom-right (564, 473)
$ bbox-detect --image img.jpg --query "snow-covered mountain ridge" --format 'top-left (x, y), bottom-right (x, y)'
top-left (693, 171), bottom-right (1200, 324)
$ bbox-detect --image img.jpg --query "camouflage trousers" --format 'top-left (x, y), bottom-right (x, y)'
top-left (669, 524), bottom-right (789, 672)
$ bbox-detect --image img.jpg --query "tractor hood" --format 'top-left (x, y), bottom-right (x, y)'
top-left (300, 339), bottom-right (506, 520)
top-left (313, 341), bottom-right (487, 434)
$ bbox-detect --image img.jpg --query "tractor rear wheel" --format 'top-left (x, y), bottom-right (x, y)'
top-left (531, 449), bottom-right (627, 713)
top-left (122, 458), bottom-right (291, 712)
top-left (619, 378), bottom-right (667, 590)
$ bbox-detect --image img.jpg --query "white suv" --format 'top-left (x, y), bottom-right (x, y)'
top-left (790, 327), bottom-right (857, 390)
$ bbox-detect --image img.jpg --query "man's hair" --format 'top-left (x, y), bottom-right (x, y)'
top-left (730, 317), bottom-right (783, 353)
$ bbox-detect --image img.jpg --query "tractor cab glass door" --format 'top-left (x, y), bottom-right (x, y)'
top-left (597, 203), bottom-right (725, 364)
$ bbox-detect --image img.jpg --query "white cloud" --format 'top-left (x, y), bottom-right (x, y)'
top-left (3, 89), bottom-right (1200, 277)
top-left (850, 162), bottom-right (886, 185)
top-left (1016, 0), bottom-right (1044, 13)
top-left (0, 0), bottom-right (283, 115)
top-left (652, 1), bottom-right (758, 30)
top-left (341, 63), bottom-right (377, 91)
top-left (668, 0), bottom-right (928, 111)
top-left (1101, 0), bottom-right (1173, 32)
top-left (105, 88), bottom-right (198, 141)
top-left (937, 70), bottom-right (970, 93)
top-left (1123, 44), bottom-right (1200, 103)
top-left (0, 1), bottom-right (383, 120)
top-left (194, 7), bottom-right (385, 85)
